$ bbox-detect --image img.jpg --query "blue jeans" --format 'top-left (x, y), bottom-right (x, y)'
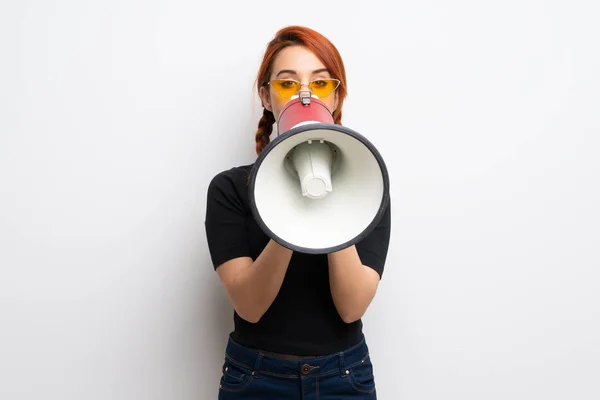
top-left (217, 334), bottom-right (377, 399)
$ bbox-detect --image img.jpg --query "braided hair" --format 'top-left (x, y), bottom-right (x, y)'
top-left (254, 108), bottom-right (276, 155)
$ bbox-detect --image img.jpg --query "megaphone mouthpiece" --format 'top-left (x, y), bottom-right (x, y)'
top-left (277, 97), bottom-right (334, 134)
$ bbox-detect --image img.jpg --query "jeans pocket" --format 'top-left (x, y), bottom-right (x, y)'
top-left (347, 355), bottom-right (376, 394)
top-left (219, 358), bottom-right (253, 393)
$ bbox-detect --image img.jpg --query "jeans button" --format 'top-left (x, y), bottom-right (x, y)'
top-left (301, 364), bottom-right (311, 375)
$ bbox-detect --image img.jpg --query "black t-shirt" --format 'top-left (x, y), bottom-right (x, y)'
top-left (204, 164), bottom-right (391, 356)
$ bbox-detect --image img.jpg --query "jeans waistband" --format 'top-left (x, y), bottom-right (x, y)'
top-left (224, 334), bottom-right (371, 378)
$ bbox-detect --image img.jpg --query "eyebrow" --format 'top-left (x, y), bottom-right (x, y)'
top-left (275, 68), bottom-right (330, 77)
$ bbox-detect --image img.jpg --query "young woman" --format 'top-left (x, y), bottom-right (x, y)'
top-left (205, 25), bottom-right (391, 399)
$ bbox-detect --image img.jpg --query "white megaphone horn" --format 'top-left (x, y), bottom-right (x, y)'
top-left (248, 95), bottom-right (390, 254)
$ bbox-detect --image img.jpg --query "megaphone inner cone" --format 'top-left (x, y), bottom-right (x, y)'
top-left (284, 139), bottom-right (340, 199)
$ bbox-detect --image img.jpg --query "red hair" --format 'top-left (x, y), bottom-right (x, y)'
top-left (254, 26), bottom-right (348, 155)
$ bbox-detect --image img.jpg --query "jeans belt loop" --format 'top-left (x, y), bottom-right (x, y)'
top-left (338, 351), bottom-right (346, 377)
top-left (253, 353), bottom-right (264, 378)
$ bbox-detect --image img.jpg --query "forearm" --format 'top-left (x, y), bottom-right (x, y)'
top-left (328, 245), bottom-right (379, 323)
top-left (228, 239), bottom-right (293, 323)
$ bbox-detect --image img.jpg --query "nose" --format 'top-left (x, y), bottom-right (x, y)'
top-left (297, 83), bottom-right (313, 105)
top-left (298, 82), bottom-right (312, 94)
top-left (297, 82), bottom-right (311, 93)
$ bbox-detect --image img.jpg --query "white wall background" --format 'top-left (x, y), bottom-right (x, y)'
top-left (1, 1), bottom-right (599, 399)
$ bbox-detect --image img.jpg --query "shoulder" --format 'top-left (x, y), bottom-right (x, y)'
top-left (208, 164), bottom-right (254, 193)
top-left (206, 164), bottom-right (256, 214)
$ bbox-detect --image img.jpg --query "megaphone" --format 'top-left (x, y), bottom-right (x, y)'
top-left (248, 95), bottom-right (390, 254)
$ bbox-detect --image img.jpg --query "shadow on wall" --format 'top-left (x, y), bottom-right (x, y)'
top-left (203, 271), bottom-right (235, 395)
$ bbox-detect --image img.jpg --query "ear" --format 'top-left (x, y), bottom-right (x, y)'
top-left (332, 92), bottom-right (339, 113)
top-left (259, 85), bottom-right (272, 112)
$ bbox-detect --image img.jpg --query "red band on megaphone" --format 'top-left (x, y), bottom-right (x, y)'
top-left (277, 98), bottom-right (335, 135)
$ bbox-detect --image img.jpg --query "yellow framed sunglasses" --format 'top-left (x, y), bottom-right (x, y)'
top-left (265, 78), bottom-right (341, 99)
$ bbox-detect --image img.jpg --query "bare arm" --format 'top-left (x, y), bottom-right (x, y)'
top-left (216, 239), bottom-right (293, 323)
top-left (328, 245), bottom-right (380, 323)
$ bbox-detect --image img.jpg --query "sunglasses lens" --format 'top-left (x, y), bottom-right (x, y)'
top-left (310, 79), bottom-right (340, 97)
top-left (269, 79), bottom-right (340, 98)
top-left (270, 80), bottom-right (301, 97)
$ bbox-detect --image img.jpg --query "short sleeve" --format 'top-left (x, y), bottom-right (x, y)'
top-left (204, 170), bottom-right (252, 269)
top-left (355, 199), bottom-right (391, 279)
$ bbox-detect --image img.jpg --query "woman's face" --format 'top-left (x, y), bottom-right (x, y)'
top-left (260, 45), bottom-right (338, 123)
